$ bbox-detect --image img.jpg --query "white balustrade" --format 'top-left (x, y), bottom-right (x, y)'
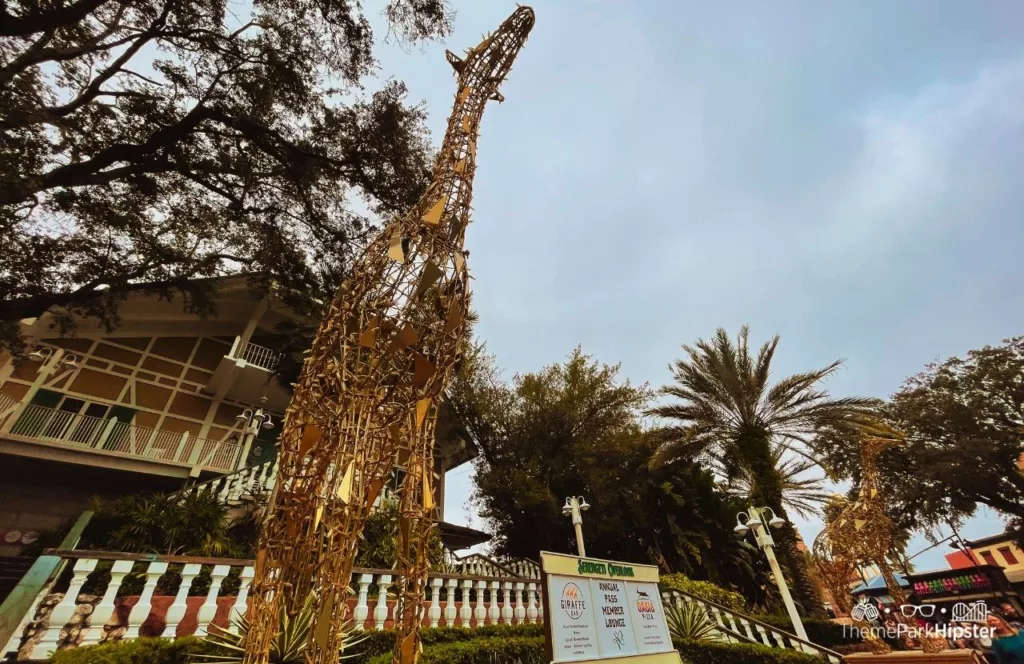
top-left (229, 566), bottom-right (254, 633)
top-left (80, 560), bottom-right (134, 645)
top-left (195, 565), bottom-right (230, 637)
top-left (10, 552), bottom-right (568, 661)
top-left (165, 563), bottom-right (202, 638)
top-left (428, 577), bottom-right (443, 628)
top-left (31, 558), bottom-right (97, 659)
top-left (460, 579), bottom-right (473, 627)
top-left (353, 574), bottom-right (372, 630)
top-left (444, 578), bottom-right (458, 627)
top-left (374, 575), bottom-right (392, 630)
top-left (487, 580), bottom-right (500, 624)
top-left (474, 580), bottom-right (487, 625)
top-left (501, 581), bottom-right (513, 624)
top-left (526, 582), bottom-right (539, 624)
top-left (125, 561), bottom-right (168, 640)
top-left (513, 582), bottom-right (526, 624)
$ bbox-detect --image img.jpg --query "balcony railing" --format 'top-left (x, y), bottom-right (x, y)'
top-left (5, 549), bottom-right (546, 660)
top-left (0, 395), bottom-right (239, 473)
top-left (236, 340), bottom-right (280, 372)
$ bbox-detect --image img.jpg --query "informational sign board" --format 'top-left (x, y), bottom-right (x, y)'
top-left (541, 552), bottom-right (682, 664)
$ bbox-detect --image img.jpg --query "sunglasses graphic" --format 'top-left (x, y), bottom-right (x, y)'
top-left (900, 605), bottom-right (936, 617)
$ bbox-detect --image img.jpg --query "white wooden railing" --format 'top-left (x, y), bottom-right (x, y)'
top-left (0, 397), bottom-right (240, 472)
top-left (179, 458), bottom-right (401, 510)
top-left (236, 341), bottom-right (280, 372)
top-left (662, 590), bottom-right (843, 662)
top-left (4, 550), bottom-right (545, 661)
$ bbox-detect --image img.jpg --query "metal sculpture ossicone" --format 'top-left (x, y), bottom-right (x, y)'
top-left (240, 7), bottom-right (535, 664)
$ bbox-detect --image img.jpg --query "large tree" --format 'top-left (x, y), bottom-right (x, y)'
top-left (0, 0), bottom-right (452, 353)
top-left (816, 336), bottom-right (1024, 536)
top-left (647, 326), bottom-right (877, 617)
top-left (448, 344), bottom-right (770, 595)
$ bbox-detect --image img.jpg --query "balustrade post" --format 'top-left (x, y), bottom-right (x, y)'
top-left (427, 577), bottom-right (443, 628)
top-left (164, 563), bottom-right (202, 638)
top-left (125, 561), bottom-right (168, 640)
top-left (80, 560), bottom-right (134, 645)
top-left (31, 558), bottom-right (97, 659)
top-left (195, 565), bottom-right (230, 637)
top-left (487, 581), bottom-right (501, 625)
top-left (444, 578), bottom-right (458, 627)
top-left (526, 582), bottom-right (539, 624)
top-left (537, 585), bottom-right (544, 622)
top-left (474, 580), bottom-right (488, 626)
top-left (514, 582), bottom-right (526, 624)
top-left (460, 579), bottom-right (473, 627)
top-left (374, 575), bottom-right (392, 630)
top-left (353, 574), bottom-right (372, 631)
top-left (500, 581), bottom-right (513, 624)
top-left (228, 566), bottom-right (255, 633)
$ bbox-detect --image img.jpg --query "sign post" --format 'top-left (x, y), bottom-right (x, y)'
top-left (541, 551), bottom-right (682, 664)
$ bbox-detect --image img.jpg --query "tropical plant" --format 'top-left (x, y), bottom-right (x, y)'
top-left (355, 497), bottom-right (444, 570)
top-left (195, 591), bottom-right (367, 664)
top-left (659, 574), bottom-right (749, 613)
top-left (665, 600), bottom-right (719, 642)
top-left (647, 326), bottom-right (877, 617)
top-left (712, 442), bottom-right (831, 520)
top-left (82, 491), bottom-right (251, 557)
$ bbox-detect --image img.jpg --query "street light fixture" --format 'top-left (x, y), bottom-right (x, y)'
top-left (562, 495), bottom-right (589, 557)
top-left (235, 396), bottom-right (273, 469)
top-left (735, 505), bottom-right (809, 642)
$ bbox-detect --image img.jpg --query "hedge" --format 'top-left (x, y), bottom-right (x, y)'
top-left (675, 639), bottom-right (823, 664)
top-left (659, 574), bottom-right (749, 613)
top-left (346, 623), bottom-right (545, 663)
top-left (48, 637), bottom-right (212, 664)
top-left (750, 615), bottom-right (861, 648)
top-left (366, 636), bottom-right (546, 664)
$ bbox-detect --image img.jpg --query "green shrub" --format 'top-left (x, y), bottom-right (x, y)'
top-left (49, 637), bottom-right (212, 664)
top-left (750, 615), bottom-right (861, 648)
top-left (347, 624), bottom-right (545, 663)
top-left (366, 636), bottom-right (545, 664)
top-left (660, 574), bottom-right (749, 613)
top-left (675, 639), bottom-right (823, 664)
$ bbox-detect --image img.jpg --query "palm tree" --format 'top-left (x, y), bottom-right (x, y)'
top-left (648, 326), bottom-right (877, 617)
top-left (713, 441), bottom-right (831, 520)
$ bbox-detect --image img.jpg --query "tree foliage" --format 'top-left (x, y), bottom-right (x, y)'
top-left (0, 0), bottom-right (453, 352)
top-left (448, 345), bottom-right (774, 601)
top-left (647, 326), bottom-right (877, 617)
top-left (816, 336), bottom-right (1024, 536)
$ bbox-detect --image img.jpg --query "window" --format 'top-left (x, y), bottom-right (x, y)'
top-left (998, 546), bottom-right (1019, 565)
top-left (981, 551), bottom-right (999, 566)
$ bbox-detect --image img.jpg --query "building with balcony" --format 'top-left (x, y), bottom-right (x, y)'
top-left (0, 276), bottom-right (487, 559)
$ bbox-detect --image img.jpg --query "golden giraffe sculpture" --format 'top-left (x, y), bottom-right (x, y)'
top-left (240, 8), bottom-right (535, 664)
top-left (813, 424), bottom-right (946, 654)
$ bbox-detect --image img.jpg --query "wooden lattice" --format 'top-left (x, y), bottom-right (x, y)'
top-left (240, 8), bottom-right (535, 664)
top-left (813, 426), bottom-right (947, 654)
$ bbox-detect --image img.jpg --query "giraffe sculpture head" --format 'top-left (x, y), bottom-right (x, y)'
top-left (445, 6), bottom-right (535, 102)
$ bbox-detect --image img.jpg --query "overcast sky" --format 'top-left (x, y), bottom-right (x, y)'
top-left (368, 0), bottom-right (1024, 571)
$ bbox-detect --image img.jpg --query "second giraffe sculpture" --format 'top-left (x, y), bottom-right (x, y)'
top-left (241, 8), bottom-right (535, 664)
top-left (813, 423), bottom-right (947, 654)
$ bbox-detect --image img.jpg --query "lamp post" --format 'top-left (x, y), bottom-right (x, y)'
top-left (562, 496), bottom-right (590, 557)
top-left (235, 396), bottom-right (274, 470)
top-left (735, 505), bottom-right (809, 642)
